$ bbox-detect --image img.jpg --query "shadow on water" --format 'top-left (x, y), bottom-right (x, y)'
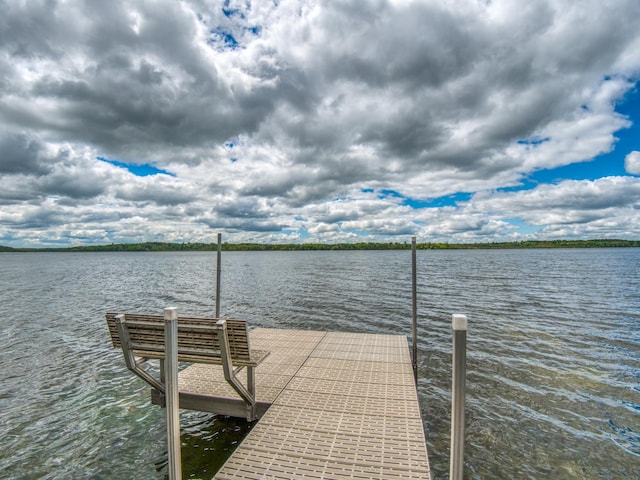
top-left (153, 413), bottom-right (253, 479)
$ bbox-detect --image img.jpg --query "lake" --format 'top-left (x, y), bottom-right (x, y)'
top-left (0, 248), bottom-right (638, 479)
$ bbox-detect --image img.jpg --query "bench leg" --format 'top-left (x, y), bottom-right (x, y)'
top-left (216, 320), bottom-right (257, 421)
top-left (116, 314), bottom-right (165, 393)
top-left (247, 366), bottom-right (256, 421)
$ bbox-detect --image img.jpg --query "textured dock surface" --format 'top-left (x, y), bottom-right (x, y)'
top-left (179, 328), bottom-right (430, 480)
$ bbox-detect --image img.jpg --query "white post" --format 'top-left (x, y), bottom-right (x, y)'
top-left (164, 307), bottom-right (181, 480)
top-left (411, 236), bottom-right (418, 382)
top-left (216, 233), bottom-right (222, 318)
top-left (450, 314), bottom-right (467, 480)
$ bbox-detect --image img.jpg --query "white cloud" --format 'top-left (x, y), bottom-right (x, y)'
top-left (625, 151), bottom-right (640, 175)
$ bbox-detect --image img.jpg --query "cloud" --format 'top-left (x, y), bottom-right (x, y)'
top-left (1, 0), bottom-right (640, 247)
top-left (0, 132), bottom-right (52, 176)
top-left (464, 176), bottom-right (640, 238)
top-left (625, 151), bottom-right (640, 175)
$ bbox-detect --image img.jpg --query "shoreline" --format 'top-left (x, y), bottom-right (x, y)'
top-left (1, 239), bottom-right (638, 252)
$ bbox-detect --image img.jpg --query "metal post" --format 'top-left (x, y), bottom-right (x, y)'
top-left (411, 236), bottom-right (418, 382)
top-left (164, 307), bottom-right (181, 480)
top-left (450, 314), bottom-right (467, 480)
top-left (216, 233), bottom-right (222, 318)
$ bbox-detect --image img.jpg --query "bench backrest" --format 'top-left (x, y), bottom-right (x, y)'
top-left (105, 312), bottom-right (254, 366)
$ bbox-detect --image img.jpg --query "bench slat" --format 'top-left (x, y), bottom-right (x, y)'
top-left (106, 312), bottom-right (263, 366)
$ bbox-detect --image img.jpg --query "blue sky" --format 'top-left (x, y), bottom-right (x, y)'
top-left (1, 0), bottom-right (639, 247)
top-left (96, 157), bottom-right (175, 177)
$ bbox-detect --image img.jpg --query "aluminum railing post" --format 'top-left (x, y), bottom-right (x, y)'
top-left (164, 307), bottom-right (181, 480)
top-left (450, 313), bottom-right (467, 480)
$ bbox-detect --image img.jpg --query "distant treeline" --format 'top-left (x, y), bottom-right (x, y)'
top-left (1, 239), bottom-right (638, 252)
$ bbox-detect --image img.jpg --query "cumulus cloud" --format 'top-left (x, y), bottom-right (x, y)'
top-left (626, 151), bottom-right (640, 175)
top-left (1, 0), bottom-right (640, 246)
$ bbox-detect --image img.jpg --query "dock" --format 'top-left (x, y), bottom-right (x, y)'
top-left (104, 238), bottom-right (468, 479)
top-left (179, 327), bottom-right (430, 479)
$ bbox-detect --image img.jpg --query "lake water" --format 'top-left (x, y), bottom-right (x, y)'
top-left (0, 248), bottom-right (638, 479)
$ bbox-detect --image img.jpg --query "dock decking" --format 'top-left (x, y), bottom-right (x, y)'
top-left (179, 327), bottom-right (431, 480)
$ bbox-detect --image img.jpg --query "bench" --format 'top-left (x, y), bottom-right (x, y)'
top-left (106, 312), bottom-right (269, 421)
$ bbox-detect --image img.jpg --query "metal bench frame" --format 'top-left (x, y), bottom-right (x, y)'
top-left (106, 312), bottom-right (269, 421)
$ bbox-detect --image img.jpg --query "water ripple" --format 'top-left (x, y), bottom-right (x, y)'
top-left (1, 249), bottom-right (639, 479)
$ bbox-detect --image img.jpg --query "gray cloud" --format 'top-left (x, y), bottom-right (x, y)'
top-left (1, 0), bottom-right (639, 247)
top-left (0, 133), bottom-right (51, 175)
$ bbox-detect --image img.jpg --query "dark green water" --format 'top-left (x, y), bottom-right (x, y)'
top-left (0, 249), bottom-right (638, 479)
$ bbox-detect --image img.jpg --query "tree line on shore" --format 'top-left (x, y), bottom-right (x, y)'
top-left (1, 239), bottom-right (638, 252)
